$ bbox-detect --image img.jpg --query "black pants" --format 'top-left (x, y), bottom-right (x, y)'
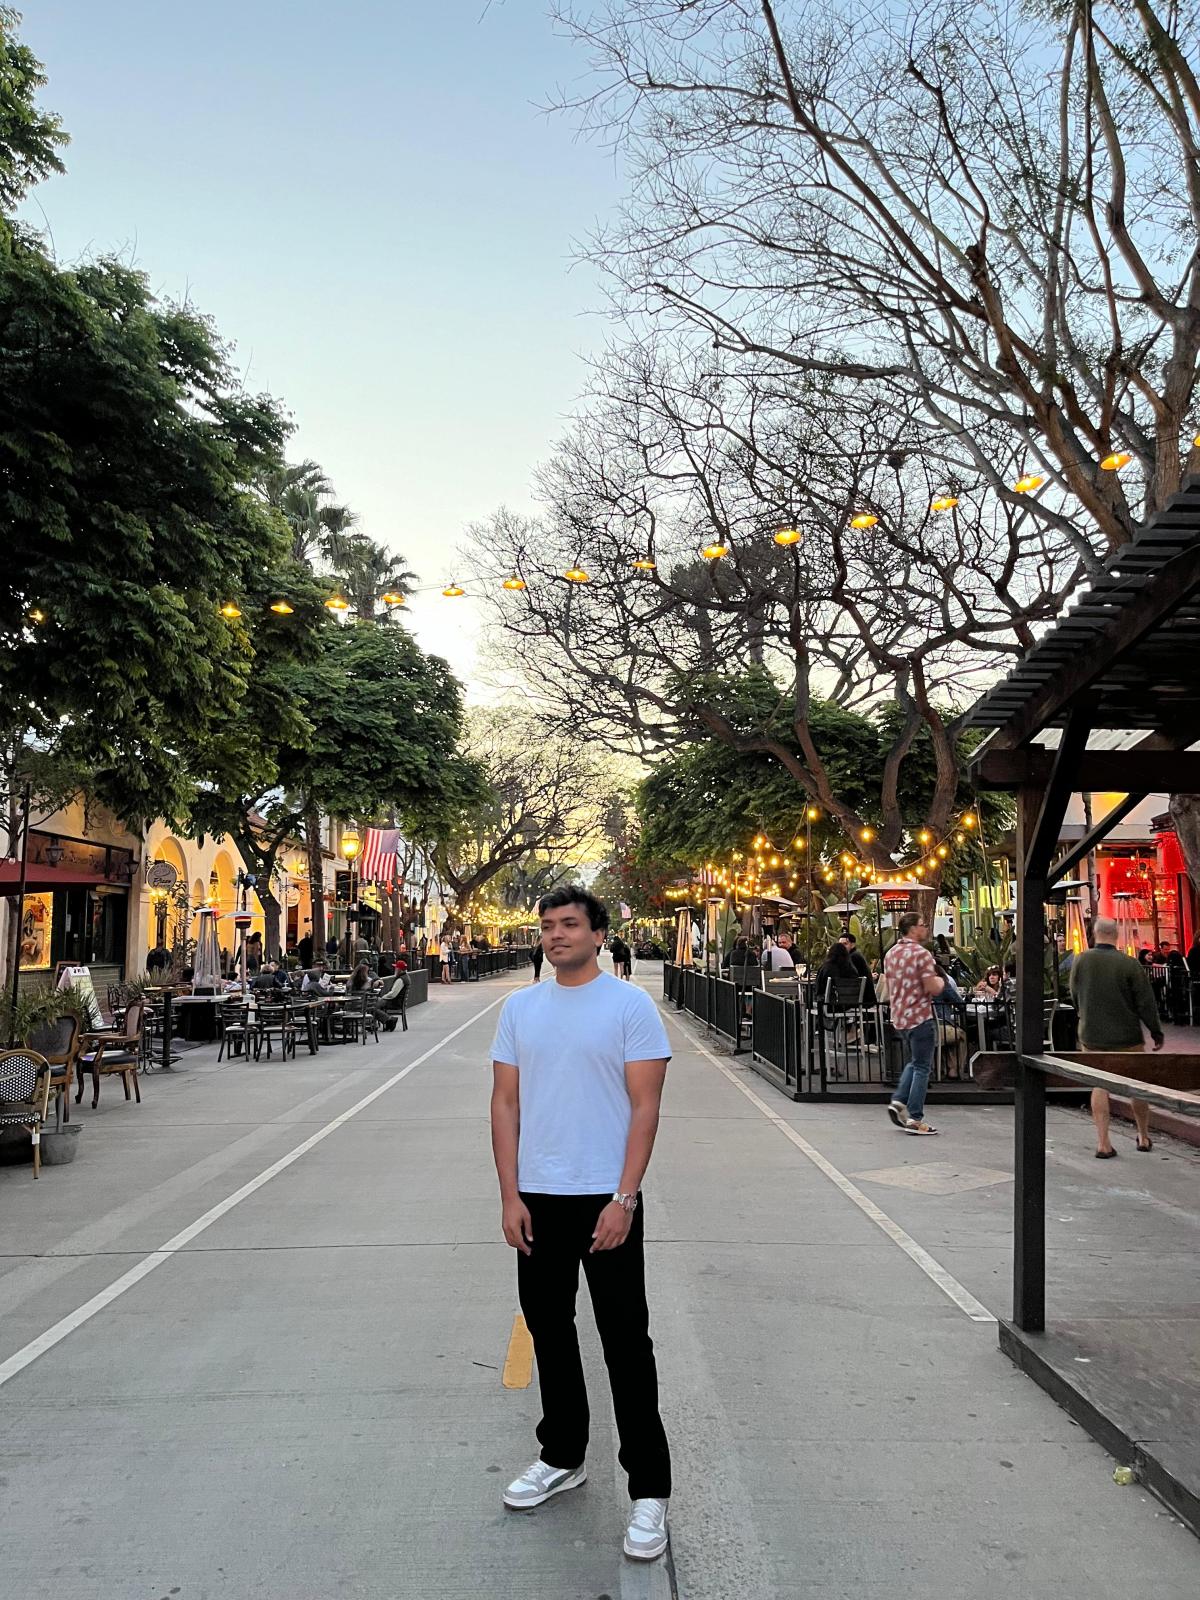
top-left (517, 1192), bottom-right (671, 1500)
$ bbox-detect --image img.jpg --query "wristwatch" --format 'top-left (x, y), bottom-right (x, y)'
top-left (612, 1191), bottom-right (638, 1213)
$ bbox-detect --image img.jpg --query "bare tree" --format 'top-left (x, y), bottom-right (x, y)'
top-left (475, 343), bottom-right (1072, 870)
top-left (412, 710), bottom-right (616, 914)
top-left (555, 0), bottom-right (1200, 539)
top-left (534, 0), bottom-right (1200, 873)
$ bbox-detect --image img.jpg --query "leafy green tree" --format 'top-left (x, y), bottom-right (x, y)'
top-left (194, 619), bottom-right (482, 955)
top-left (632, 681), bottom-right (1003, 888)
top-left (0, 9), bottom-right (66, 209)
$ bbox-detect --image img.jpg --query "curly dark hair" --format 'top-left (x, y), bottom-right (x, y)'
top-left (537, 885), bottom-right (610, 933)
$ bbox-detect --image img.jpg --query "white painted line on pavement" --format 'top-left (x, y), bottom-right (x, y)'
top-left (0, 990), bottom-right (512, 1391)
top-left (663, 1012), bottom-right (997, 1325)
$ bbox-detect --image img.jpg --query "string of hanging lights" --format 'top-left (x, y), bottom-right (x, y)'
top-left (212, 431), bottom-right (1200, 619)
top-left (674, 806), bottom-right (983, 908)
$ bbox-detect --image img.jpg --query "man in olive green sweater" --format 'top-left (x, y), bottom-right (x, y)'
top-left (1069, 917), bottom-right (1164, 1157)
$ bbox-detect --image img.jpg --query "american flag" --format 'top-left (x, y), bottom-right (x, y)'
top-left (358, 827), bottom-right (401, 886)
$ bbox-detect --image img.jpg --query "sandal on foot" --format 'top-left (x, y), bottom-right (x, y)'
top-left (1095, 1148), bottom-right (1118, 1159)
top-left (904, 1120), bottom-right (938, 1136)
top-left (1136, 1136), bottom-right (1153, 1153)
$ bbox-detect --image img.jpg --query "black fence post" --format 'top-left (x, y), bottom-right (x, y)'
top-left (1014, 784), bottom-right (1048, 1333)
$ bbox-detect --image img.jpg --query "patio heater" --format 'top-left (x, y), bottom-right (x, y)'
top-left (1112, 891), bottom-right (1139, 958)
top-left (853, 876), bottom-right (936, 959)
top-left (233, 909), bottom-right (254, 995)
top-left (193, 906), bottom-right (222, 991)
top-left (1045, 878), bottom-right (1087, 998)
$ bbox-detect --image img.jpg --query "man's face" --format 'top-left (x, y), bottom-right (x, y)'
top-left (839, 936), bottom-right (853, 952)
top-left (779, 934), bottom-right (792, 949)
top-left (909, 921), bottom-right (928, 941)
top-left (540, 903), bottom-right (603, 971)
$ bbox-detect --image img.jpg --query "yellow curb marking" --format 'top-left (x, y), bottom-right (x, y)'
top-left (502, 1313), bottom-right (534, 1388)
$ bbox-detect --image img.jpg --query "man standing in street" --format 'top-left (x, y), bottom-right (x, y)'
top-left (490, 886), bottom-right (673, 1562)
top-left (1070, 916), bottom-right (1164, 1157)
top-left (883, 912), bottom-right (944, 1135)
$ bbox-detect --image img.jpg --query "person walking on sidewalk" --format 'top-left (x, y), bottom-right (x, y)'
top-left (1070, 916), bottom-right (1164, 1158)
top-left (530, 939), bottom-right (544, 983)
top-left (489, 885), bottom-right (673, 1562)
top-left (883, 911), bottom-right (944, 1135)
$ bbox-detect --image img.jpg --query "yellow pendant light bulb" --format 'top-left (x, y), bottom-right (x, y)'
top-left (442, 583), bottom-right (465, 598)
top-left (930, 496), bottom-right (959, 512)
top-left (381, 591), bottom-right (406, 605)
top-left (501, 576), bottom-right (527, 591)
top-left (849, 513), bottom-right (878, 529)
top-left (1013, 474), bottom-right (1044, 493)
top-left (324, 595), bottom-right (350, 612)
top-left (701, 543), bottom-right (729, 560)
top-left (773, 527), bottom-right (802, 546)
top-left (220, 601), bottom-right (242, 619)
top-left (632, 557), bottom-right (656, 570)
top-left (270, 600), bottom-right (294, 614)
top-left (1100, 451), bottom-right (1131, 471)
top-left (563, 567), bottom-right (590, 583)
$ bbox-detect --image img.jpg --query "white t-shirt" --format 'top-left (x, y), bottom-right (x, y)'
top-left (490, 971), bottom-right (672, 1194)
top-left (762, 945), bottom-right (795, 971)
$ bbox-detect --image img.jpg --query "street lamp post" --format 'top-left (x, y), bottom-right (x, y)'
top-left (341, 827), bottom-right (361, 971)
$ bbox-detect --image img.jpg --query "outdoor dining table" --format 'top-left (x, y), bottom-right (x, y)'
top-left (157, 991), bottom-right (240, 1071)
top-left (305, 992), bottom-right (350, 1044)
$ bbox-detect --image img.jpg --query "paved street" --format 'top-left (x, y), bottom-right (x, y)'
top-left (1, 967), bottom-right (1197, 1599)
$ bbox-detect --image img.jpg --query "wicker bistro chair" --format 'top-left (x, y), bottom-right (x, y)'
top-left (78, 1000), bottom-right (145, 1110)
top-left (0, 1050), bottom-right (53, 1178)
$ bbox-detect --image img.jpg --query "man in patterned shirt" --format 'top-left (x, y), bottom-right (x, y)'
top-left (882, 912), bottom-right (944, 1135)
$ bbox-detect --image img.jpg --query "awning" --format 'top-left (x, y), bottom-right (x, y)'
top-left (0, 863), bottom-right (113, 894)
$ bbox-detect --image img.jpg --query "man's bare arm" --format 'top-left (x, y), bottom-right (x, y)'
top-left (592, 1057), bottom-right (668, 1253)
top-left (491, 1062), bottom-right (532, 1254)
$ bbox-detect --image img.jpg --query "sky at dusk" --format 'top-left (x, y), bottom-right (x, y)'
top-left (18, 3), bottom-right (623, 680)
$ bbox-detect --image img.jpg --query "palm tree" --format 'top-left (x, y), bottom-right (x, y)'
top-left (329, 536), bottom-right (419, 620)
top-left (258, 460), bottom-right (358, 566)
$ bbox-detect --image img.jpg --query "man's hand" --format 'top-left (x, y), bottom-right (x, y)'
top-left (590, 1200), bottom-right (633, 1253)
top-left (1153, 1035), bottom-right (1165, 1052)
top-left (502, 1197), bottom-right (534, 1255)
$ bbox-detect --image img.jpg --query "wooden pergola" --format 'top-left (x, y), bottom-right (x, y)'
top-left (966, 475), bottom-right (1200, 1528)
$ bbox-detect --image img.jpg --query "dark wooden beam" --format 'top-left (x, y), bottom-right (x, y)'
top-left (1049, 793), bottom-right (1146, 887)
top-left (988, 541), bottom-right (1200, 749)
top-left (973, 748), bottom-right (1200, 791)
top-left (1026, 707), bottom-right (1092, 881)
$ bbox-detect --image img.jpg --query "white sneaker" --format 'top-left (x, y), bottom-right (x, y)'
top-left (623, 1496), bottom-right (669, 1560)
top-left (502, 1458), bottom-right (586, 1508)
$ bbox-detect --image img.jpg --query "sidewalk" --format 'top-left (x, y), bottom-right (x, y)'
top-left (0, 966), bottom-right (1195, 1597)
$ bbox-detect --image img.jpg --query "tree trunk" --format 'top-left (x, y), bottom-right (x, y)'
top-left (3, 895), bottom-right (18, 998)
top-left (1168, 794), bottom-right (1200, 919)
top-left (259, 886), bottom-right (283, 963)
top-left (304, 804), bottom-right (328, 951)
